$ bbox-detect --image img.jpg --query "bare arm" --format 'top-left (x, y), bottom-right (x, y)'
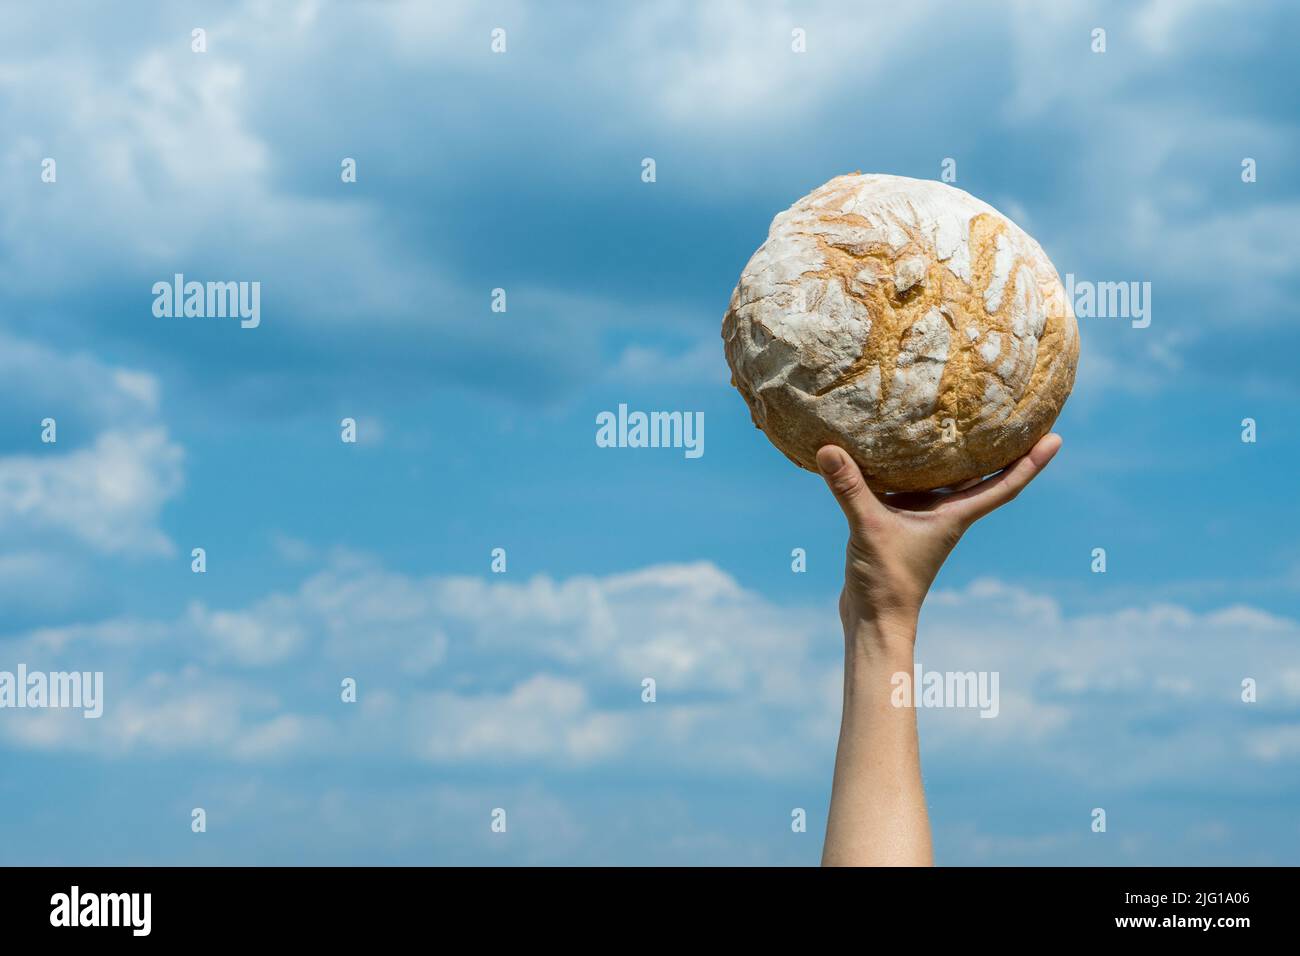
top-left (817, 434), bottom-right (1063, 866)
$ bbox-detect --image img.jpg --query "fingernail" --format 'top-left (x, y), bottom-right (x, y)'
top-left (816, 446), bottom-right (845, 474)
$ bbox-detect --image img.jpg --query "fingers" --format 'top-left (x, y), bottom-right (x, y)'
top-left (944, 433), bottom-right (1062, 524)
top-left (817, 445), bottom-right (884, 532)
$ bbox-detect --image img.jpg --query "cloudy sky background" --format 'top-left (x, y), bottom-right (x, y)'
top-left (1, 0), bottom-right (1298, 864)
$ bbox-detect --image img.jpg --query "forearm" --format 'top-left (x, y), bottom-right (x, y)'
top-left (822, 616), bottom-right (933, 866)
top-left (814, 436), bottom-right (1060, 865)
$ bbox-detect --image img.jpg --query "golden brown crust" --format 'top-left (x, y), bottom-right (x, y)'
top-left (722, 174), bottom-right (1079, 492)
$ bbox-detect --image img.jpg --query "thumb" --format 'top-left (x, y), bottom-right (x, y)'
top-left (816, 446), bottom-right (882, 532)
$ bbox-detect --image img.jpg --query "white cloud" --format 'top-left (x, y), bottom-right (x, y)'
top-left (605, 340), bottom-right (729, 388)
top-left (0, 330), bottom-right (161, 429)
top-left (1, 674), bottom-right (316, 760)
top-left (416, 674), bottom-right (628, 765)
top-left (2, 558), bottom-right (1297, 797)
top-left (609, 0), bottom-right (940, 129)
top-left (269, 532), bottom-right (316, 564)
top-left (912, 577), bottom-right (1300, 787)
top-left (0, 426), bottom-right (183, 556)
top-left (0, 14), bottom-right (445, 326)
top-left (187, 598), bottom-right (309, 668)
top-left (0, 331), bottom-right (183, 558)
top-left (373, 0), bottom-right (530, 63)
top-left (1133, 0), bottom-right (1234, 55)
top-left (1244, 725), bottom-right (1300, 762)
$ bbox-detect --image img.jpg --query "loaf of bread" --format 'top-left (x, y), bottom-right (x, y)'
top-left (722, 173), bottom-right (1079, 492)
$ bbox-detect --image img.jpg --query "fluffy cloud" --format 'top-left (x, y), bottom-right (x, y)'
top-left (0, 558), bottom-right (836, 771)
top-left (3, 0), bottom-right (1293, 411)
top-left (0, 330), bottom-right (182, 556)
top-left (0, 331), bottom-right (159, 440)
top-left (916, 579), bottom-right (1300, 788)
top-left (0, 427), bottom-right (182, 556)
top-left (3, 558), bottom-right (1298, 802)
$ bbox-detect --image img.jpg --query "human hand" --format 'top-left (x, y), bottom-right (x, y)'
top-left (817, 434), bottom-right (1063, 647)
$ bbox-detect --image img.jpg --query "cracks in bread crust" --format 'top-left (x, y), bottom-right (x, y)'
top-left (722, 173), bottom-right (1079, 492)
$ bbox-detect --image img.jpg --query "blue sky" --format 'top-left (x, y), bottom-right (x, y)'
top-left (1, 0), bottom-right (1298, 865)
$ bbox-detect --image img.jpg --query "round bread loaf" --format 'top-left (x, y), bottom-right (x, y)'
top-left (722, 173), bottom-right (1079, 493)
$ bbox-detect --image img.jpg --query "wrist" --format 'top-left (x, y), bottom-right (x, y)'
top-left (843, 612), bottom-right (917, 666)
